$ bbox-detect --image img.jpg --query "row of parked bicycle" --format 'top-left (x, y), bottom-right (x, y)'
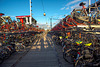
top-left (52, 31), bottom-right (100, 67)
top-left (0, 33), bottom-right (40, 64)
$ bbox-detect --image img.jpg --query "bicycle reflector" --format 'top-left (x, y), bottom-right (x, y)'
top-left (77, 52), bottom-right (80, 55)
top-left (76, 41), bottom-right (82, 44)
top-left (59, 36), bottom-right (62, 39)
top-left (65, 36), bottom-right (68, 38)
top-left (97, 19), bottom-right (100, 22)
top-left (84, 43), bottom-right (92, 46)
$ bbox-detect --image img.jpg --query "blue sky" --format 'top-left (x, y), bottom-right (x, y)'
top-left (0, 0), bottom-right (97, 29)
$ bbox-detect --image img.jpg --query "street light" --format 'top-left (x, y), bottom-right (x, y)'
top-left (50, 18), bottom-right (52, 29)
top-left (30, 0), bottom-right (32, 25)
top-left (89, 0), bottom-right (91, 16)
top-left (43, 12), bottom-right (46, 16)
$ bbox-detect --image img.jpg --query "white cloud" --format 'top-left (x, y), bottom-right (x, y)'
top-left (66, 0), bottom-right (81, 6)
top-left (70, 1), bottom-right (89, 10)
top-left (64, 14), bottom-right (68, 16)
top-left (60, 7), bottom-right (65, 10)
top-left (71, 4), bottom-right (80, 9)
top-left (59, 0), bottom-right (89, 16)
top-left (65, 7), bottom-right (69, 10)
top-left (83, 1), bottom-right (89, 7)
top-left (60, 0), bottom-right (81, 10)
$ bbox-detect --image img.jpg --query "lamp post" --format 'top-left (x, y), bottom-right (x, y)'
top-left (89, 0), bottom-right (91, 16)
top-left (50, 18), bottom-right (52, 29)
top-left (30, 0), bottom-right (32, 25)
top-left (89, 0), bottom-right (92, 30)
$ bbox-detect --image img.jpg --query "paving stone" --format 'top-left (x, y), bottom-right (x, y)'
top-left (16, 34), bottom-right (59, 67)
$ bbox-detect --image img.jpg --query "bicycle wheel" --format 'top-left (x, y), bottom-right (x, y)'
top-left (74, 60), bottom-right (85, 67)
top-left (74, 55), bottom-right (93, 67)
top-left (15, 46), bottom-right (19, 52)
top-left (16, 45), bottom-right (25, 53)
top-left (20, 45), bottom-right (25, 51)
top-left (63, 49), bottom-right (77, 64)
top-left (95, 12), bottom-right (100, 24)
top-left (72, 9), bottom-right (89, 22)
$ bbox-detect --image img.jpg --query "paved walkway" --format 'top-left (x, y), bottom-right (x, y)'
top-left (15, 34), bottom-right (59, 67)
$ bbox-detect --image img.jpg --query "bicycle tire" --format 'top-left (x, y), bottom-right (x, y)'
top-left (74, 55), bottom-right (93, 67)
top-left (72, 9), bottom-right (89, 22)
top-left (15, 46), bottom-right (19, 51)
top-left (20, 45), bottom-right (25, 51)
top-left (63, 49), bottom-right (77, 64)
top-left (3, 49), bottom-right (11, 59)
top-left (17, 45), bottom-right (26, 53)
top-left (95, 12), bottom-right (100, 24)
top-left (74, 61), bottom-right (84, 67)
